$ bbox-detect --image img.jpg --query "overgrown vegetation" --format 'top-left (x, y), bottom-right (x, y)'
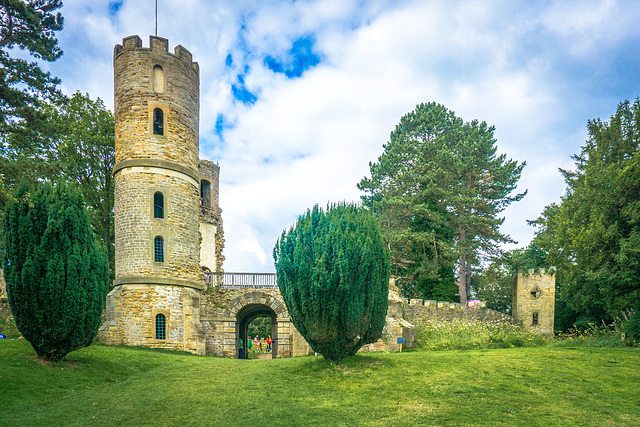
top-left (414, 316), bottom-right (548, 351)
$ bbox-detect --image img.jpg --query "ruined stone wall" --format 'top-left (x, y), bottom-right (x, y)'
top-left (359, 279), bottom-right (417, 353)
top-left (513, 268), bottom-right (556, 336)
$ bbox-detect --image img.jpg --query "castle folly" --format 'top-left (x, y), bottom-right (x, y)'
top-left (98, 35), bottom-right (416, 357)
top-left (99, 35), bottom-right (222, 354)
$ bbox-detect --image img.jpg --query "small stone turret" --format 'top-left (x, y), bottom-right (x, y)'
top-left (513, 268), bottom-right (556, 336)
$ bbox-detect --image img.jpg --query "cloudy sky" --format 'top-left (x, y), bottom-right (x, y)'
top-left (44, 0), bottom-right (640, 272)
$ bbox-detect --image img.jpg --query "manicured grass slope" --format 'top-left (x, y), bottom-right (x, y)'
top-left (1, 341), bottom-right (639, 426)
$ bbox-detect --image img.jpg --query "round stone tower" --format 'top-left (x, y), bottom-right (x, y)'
top-left (100, 35), bottom-right (205, 354)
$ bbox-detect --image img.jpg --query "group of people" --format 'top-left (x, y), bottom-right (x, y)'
top-left (238, 335), bottom-right (272, 359)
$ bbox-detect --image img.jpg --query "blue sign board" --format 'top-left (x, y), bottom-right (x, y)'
top-left (397, 337), bottom-right (405, 344)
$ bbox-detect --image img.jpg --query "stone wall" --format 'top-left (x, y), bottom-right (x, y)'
top-left (103, 35), bottom-right (206, 354)
top-left (201, 287), bottom-right (294, 358)
top-left (113, 35), bottom-right (199, 168)
top-left (404, 299), bottom-right (517, 325)
top-left (359, 279), bottom-right (417, 353)
top-left (113, 171), bottom-right (203, 287)
top-left (113, 35), bottom-right (203, 289)
top-left (99, 284), bottom-right (205, 354)
top-left (0, 269), bottom-right (10, 318)
top-left (199, 160), bottom-right (224, 276)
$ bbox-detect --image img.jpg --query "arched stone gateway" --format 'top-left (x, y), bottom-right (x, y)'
top-left (236, 303), bottom-right (277, 358)
top-left (229, 292), bottom-right (290, 359)
top-left (200, 289), bottom-right (297, 358)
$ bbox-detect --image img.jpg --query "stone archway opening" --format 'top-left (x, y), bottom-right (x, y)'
top-left (236, 304), bottom-right (278, 359)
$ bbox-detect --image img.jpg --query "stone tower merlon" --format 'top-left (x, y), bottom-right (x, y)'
top-left (112, 35), bottom-right (203, 290)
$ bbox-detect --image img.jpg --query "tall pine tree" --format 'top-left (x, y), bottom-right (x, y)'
top-left (0, 0), bottom-right (64, 212)
top-left (360, 102), bottom-right (525, 304)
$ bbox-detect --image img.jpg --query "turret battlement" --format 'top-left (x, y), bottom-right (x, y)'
top-left (114, 35), bottom-right (198, 72)
top-left (518, 267), bottom-right (556, 277)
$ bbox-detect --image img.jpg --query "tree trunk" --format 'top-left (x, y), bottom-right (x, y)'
top-left (457, 227), bottom-right (468, 305)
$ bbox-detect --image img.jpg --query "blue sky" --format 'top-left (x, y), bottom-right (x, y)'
top-left (46, 0), bottom-right (640, 272)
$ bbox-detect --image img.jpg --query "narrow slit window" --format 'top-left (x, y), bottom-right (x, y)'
top-left (200, 180), bottom-right (211, 206)
top-left (153, 108), bottom-right (164, 135)
top-left (156, 314), bottom-right (166, 340)
top-left (154, 236), bottom-right (164, 263)
top-left (532, 312), bottom-right (539, 326)
top-left (153, 65), bottom-right (164, 93)
top-left (153, 192), bottom-right (164, 218)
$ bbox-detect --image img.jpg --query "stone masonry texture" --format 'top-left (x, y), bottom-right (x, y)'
top-left (513, 268), bottom-right (556, 336)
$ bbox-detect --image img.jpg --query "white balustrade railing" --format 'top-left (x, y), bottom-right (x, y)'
top-left (205, 272), bottom-right (277, 289)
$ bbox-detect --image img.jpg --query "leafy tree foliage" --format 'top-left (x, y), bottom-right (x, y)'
top-left (1, 92), bottom-right (115, 275)
top-left (359, 102), bottom-right (526, 304)
top-left (247, 316), bottom-right (271, 340)
top-left (273, 204), bottom-right (389, 363)
top-left (46, 92), bottom-right (115, 273)
top-left (0, 0), bottom-right (64, 201)
top-left (471, 244), bottom-right (547, 314)
top-left (2, 183), bottom-right (109, 362)
top-left (530, 99), bottom-right (640, 328)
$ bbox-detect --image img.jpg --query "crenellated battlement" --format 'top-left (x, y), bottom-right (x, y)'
top-left (519, 267), bottom-right (556, 277)
top-left (114, 35), bottom-right (198, 72)
top-left (403, 297), bottom-right (517, 326)
top-left (406, 299), bottom-right (487, 309)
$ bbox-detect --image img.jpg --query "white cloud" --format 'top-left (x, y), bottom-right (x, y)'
top-left (44, 0), bottom-right (640, 272)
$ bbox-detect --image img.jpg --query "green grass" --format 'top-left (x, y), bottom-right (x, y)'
top-left (1, 340), bottom-right (639, 426)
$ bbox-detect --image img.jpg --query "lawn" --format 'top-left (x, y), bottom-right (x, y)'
top-left (1, 340), bottom-right (639, 426)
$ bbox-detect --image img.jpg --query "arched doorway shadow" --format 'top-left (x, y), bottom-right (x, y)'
top-left (237, 304), bottom-right (277, 359)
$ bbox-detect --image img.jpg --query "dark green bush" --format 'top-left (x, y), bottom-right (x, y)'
top-left (274, 203), bottom-right (389, 363)
top-left (2, 183), bottom-right (109, 361)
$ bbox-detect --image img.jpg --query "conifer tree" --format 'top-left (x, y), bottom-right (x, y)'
top-left (360, 102), bottom-right (525, 304)
top-left (273, 204), bottom-right (389, 363)
top-left (2, 183), bottom-right (109, 362)
top-left (0, 0), bottom-right (64, 222)
top-left (530, 99), bottom-right (640, 326)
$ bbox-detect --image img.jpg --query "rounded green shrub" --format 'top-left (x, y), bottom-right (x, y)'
top-left (2, 183), bottom-right (110, 361)
top-left (274, 203), bottom-right (389, 363)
